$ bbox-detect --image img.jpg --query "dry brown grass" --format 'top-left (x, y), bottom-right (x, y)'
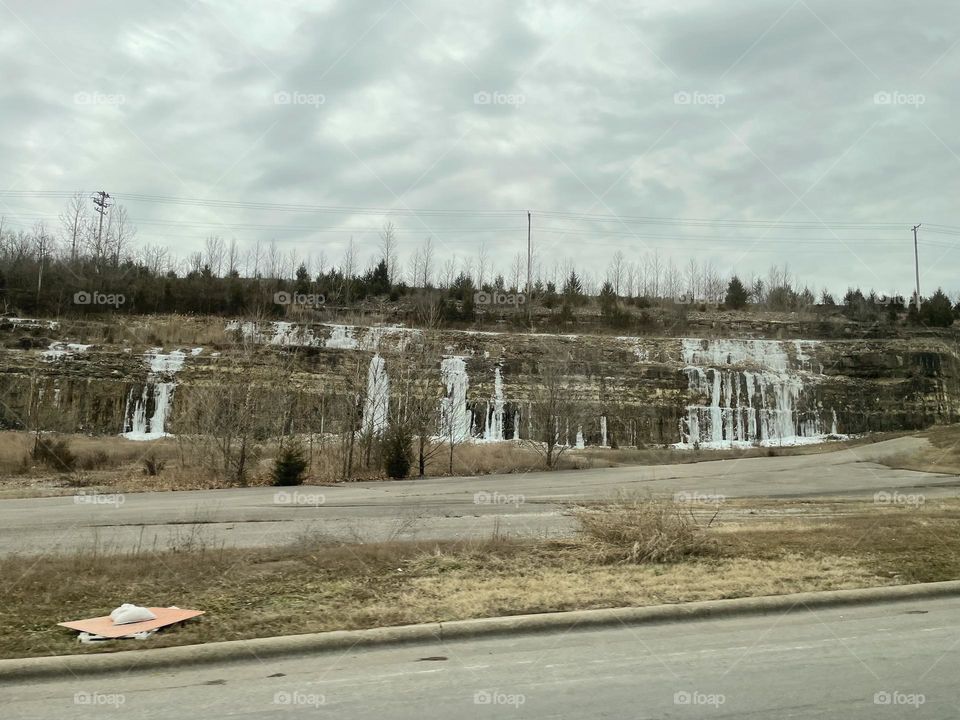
top-left (2, 426), bottom-right (890, 499)
top-left (2, 497), bottom-right (959, 659)
top-left (574, 494), bottom-right (719, 563)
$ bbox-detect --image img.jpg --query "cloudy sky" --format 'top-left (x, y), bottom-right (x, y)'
top-left (1, 0), bottom-right (959, 296)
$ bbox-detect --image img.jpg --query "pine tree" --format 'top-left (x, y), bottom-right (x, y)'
top-left (724, 276), bottom-right (749, 309)
top-left (920, 288), bottom-right (954, 327)
top-left (272, 440), bottom-right (308, 486)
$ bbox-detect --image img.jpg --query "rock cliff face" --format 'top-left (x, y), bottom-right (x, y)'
top-left (1, 317), bottom-right (958, 447)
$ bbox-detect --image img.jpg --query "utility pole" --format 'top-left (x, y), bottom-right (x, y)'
top-left (526, 210), bottom-right (532, 325)
top-left (92, 190), bottom-right (111, 258)
top-left (912, 223), bottom-right (922, 309)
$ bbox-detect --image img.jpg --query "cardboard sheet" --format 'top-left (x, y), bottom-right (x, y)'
top-left (59, 607), bottom-right (203, 638)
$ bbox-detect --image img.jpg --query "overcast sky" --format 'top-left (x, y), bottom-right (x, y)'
top-left (1, 0), bottom-right (959, 295)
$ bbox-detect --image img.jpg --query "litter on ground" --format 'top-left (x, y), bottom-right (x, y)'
top-left (59, 605), bottom-right (203, 640)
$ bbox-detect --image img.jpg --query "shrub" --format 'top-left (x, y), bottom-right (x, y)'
top-left (30, 435), bottom-right (76, 471)
top-left (77, 450), bottom-right (110, 471)
top-left (574, 493), bottom-right (717, 563)
top-left (142, 454), bottom-right (165, 476)
top-left (272, 440), bottom-right (308, 486)
top-left (383, 423), bottom-right (412, 479)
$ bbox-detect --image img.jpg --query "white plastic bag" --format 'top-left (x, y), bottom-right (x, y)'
top-left (109, 603), bottom-right (157, 625)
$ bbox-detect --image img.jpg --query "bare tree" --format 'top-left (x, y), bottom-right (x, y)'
top-left (522, 358), bottom-right (585, 469)
top-left (476, 240), bottom-right (489, 289)
top-left (109, 205), bottom-right (135, 267)
top-left (341, 237), bottom-right (357, 305)
top-left (440, 256), bottom-right (457, 288)
top-left (419, 237), bottom-right (435, 287)
top-left (609, 251), bottom-right (625, 296)
top-left (226, 238), bottom-right (239, 276)
top-left (58, 192), bottom-right (86, 262)
top-left (380, 221), bottom-right (399, 285)
top-left (509, 252), bottom-right (524, 293)
top-left (204, 236), bottom-right (225, 277)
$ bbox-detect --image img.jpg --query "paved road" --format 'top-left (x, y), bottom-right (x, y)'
top-left (1, 437), bottom-right (957, 555)
top-left (5, 595), bottom-right (958, 718)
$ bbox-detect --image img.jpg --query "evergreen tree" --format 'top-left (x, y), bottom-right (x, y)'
top-left (724, 276), bottom-right (749, 309)
top-left (272, 440), bottom-right (308, 486)
top-left (383, 422), bottom-right (412, 479)
top-left (920, 288), bottom-right (954, 327)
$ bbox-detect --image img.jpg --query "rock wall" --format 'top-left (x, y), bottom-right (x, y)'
top-left (1, 318), bottom-right (958, 447)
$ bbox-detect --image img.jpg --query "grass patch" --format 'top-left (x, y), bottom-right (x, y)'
top-left (2, 497), bottom-right (960, 659)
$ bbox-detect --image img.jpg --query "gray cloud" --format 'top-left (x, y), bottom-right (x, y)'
top-left (1, 0), bottom-right (958, 294)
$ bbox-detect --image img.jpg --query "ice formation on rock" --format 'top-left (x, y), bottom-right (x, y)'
top-left (679, 338), bottom-right (833, 448)
top-left (122, 349), bottom-right (187, 440)
top-left (439, 357), bottom-right (471, 442)
top-left (361, 354), bottom-right (390, 435)
top-left (483, 367), bottom-right (505, 441)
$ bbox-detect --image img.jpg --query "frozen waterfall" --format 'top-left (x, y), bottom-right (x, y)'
top-left (483, 367), bottom-right (505, 441)
top-left (361, 354), bottom-right (390, 435)
top-left (678, 338), bottom-right (833, 448)
top-left (122, 349), bottom-right (187, 440)
top-left (439, 357), bottom-right (471, 443)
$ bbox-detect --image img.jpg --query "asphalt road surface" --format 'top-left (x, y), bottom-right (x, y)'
top-left (5, 594), bottom-right (958, 719)
top-left (1, 437), bottom-right (958, 555)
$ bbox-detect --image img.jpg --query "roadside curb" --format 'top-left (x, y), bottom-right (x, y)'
top-left (5, 580), bottom-right (960, 682)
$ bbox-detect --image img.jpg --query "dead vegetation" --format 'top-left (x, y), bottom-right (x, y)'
top-left (2, 496), bottom-right (959, 659)
top-left (0, 429), bottom-right (899, 499)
